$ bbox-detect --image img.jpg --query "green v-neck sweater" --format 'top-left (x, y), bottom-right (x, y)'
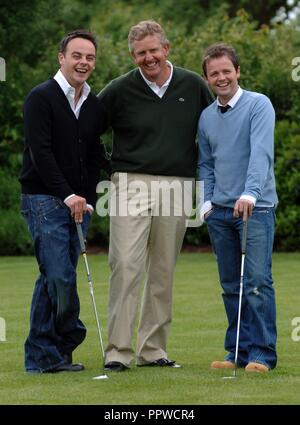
top-left (98, 67), bottom-right (213, 177)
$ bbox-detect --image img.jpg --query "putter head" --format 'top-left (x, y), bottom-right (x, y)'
top-left (93, 374), bottom-right (108, 380)
top-left (222, 376), bottom-right (237, 380)
top-left (222, 368), bottom-right (237, 379)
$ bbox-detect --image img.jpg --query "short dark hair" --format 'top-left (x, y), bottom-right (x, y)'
top-left (59, 29), bottom-right (98, 54)
top-left (202, 43), bottom-right (239, 77)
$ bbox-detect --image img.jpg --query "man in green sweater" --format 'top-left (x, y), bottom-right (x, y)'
top-left (98, 20), bottom-right (213, 372)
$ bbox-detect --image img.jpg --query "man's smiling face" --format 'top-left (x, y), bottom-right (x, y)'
top-left (131, 34), bottom-right (170, 86)
top-left (58, 37), bottom-right (96, 89)
top-left (205, 55), bottom-right (240, 104)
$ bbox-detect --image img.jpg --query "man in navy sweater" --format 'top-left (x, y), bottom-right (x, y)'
top-left (19, 30), bottom-right (109, 373)
top-left (198, 43), bottom-right (278, 372)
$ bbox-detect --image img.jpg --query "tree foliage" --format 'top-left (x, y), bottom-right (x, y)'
top-left (0, 0), bottom-right (299, 253)
top-left (0, 0), bottom-right (98, 167)
top-left (226, 0), bottom-right (294, 25)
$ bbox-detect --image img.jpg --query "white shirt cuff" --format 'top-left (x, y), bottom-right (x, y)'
top-left (240, 195), bottom-right (256, 206)
top-left (199, 200), bottom-right (213, 221)
top-left (64, 194), bottom-right (76, 203)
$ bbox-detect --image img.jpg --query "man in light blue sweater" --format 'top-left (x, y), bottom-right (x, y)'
top-left (198, 44), bottom-right (278, 372)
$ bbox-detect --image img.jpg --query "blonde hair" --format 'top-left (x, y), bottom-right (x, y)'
top-left (128, 20), bottom-right (169, 52)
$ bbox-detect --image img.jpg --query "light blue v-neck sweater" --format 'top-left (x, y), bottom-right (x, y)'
top-left (197, 90), bottom-right (278, 208)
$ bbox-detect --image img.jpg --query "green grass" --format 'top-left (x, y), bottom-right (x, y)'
top-left (0, 253), bottom-right (300, 405)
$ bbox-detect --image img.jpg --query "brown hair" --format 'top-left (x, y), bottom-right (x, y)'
top-left (202, 43), bottom-right (239, 77)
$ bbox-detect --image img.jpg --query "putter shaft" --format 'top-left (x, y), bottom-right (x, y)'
top-left (76, 222), bottom-right (107, 376)
top-left (232, 219), bottom-right (248, 377)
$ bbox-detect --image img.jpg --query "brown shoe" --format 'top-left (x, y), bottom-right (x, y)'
top-left (245, 362), bottom-right (269, 373)
top-left (211, 360), bottom-right (235, 369)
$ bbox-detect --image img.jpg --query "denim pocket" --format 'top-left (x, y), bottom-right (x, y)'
top-left (38, 196), bottom-right (64, 217)
top-left (252, 207), bottom-right (274, 215)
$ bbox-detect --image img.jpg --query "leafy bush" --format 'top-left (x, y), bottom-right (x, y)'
top-left (0, 169), bottom-right (32, 255)
top-left (274, 121), bottom-right (300, 251)
top-left (1, 1), bottom-right (299, 253)
top-left (0, 210), bottom-right (33, 255)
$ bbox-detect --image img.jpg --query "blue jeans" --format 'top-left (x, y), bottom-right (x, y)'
top-left (21, 194), bottom-right (91, 372)
top-left (206, 206), bottom-right (277, 369)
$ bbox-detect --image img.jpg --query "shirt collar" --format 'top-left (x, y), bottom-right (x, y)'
top-left (53, 69), bottom-right (90, 98)
top-left (139, 60), bottom-right (173, 88)
top-left (217, 86), bottom-right (243, 108)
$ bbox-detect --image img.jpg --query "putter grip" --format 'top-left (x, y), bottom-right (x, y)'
top-left (241, 220), bottom-right (248, 254)
top-left (76, 223), bottom-right (86, 253)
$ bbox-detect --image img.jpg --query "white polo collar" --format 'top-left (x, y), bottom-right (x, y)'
top-left (139, 60), bottom-right (173, 89)
top-left (54, 69), bottom-right (90, 99)
top-left (217, 86), bottom-right (243, 108)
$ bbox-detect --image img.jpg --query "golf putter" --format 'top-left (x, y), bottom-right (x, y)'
top-left (76, 222), bottom-right (108, 380)
top-left (223, 219), bottom-right (248, 380)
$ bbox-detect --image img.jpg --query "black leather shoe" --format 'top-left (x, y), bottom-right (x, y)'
top-left (138, 358), bottom-right (181, 368)
top-left (62, 353), bottom-right (84, 369)
top-left (104, 361), bottom-right (128, 372)
top-left (63, 353), bottom-right (72, 364)
top-left (50, 363), bottom-right (85, 373)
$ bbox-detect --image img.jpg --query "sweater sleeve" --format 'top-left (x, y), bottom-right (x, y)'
top-left (85, 143), bottom-right (111, 207)
top-left (197, 113), bottom-right (215, 202)
top-left (200, 80), bottom-right (215, 108)
top-left (242, 95), bottom-right (275, 201)
top-left (23, 90), bottom-right (73, 200)
top-left (97, 81), bottom-right (115, 129)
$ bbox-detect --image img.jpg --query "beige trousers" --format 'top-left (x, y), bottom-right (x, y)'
top-left (105, 172), bottom-right (193, 366)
